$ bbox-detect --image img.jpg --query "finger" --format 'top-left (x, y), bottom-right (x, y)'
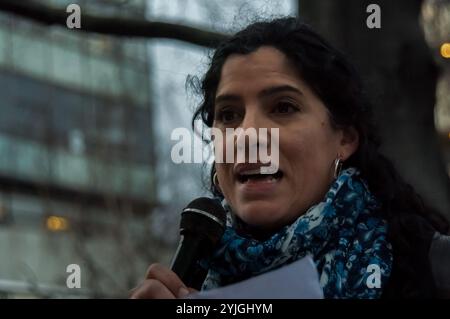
top-left (129, 286), bottom-right (138, 296)
top-left (128, 283), bottom-right (144, 297)
top-left (145, 264), bottom-right (187, 297)
top-left (129, 279), bottom-right (175, 299)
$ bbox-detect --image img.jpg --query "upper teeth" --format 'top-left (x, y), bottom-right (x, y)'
top-left (240, 169), bottom-right (263, 175)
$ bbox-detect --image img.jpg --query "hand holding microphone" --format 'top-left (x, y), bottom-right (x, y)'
top-left (130, 198), bottom-right (226, 299)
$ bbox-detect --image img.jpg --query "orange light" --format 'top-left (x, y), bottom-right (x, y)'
top-left (441, 43), bottom-right (450, 58)
top-left (46, 216), bottom-right (69, 232)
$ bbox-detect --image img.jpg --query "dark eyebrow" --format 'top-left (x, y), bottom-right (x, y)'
top-left (215, 94), bottom-right (241, 105)
top-left (215, 85), bottom-right (303, 105)
top-left (258, 85), bottom-right (304, 98)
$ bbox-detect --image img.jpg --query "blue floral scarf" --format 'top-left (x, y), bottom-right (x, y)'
top-left (201, 168), bottom-right (393, 298)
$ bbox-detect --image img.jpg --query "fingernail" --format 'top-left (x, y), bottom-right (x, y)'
top-left (178, 287), bottom-right (190, 298)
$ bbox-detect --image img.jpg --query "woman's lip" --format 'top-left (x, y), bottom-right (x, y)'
top-left (236, 175), bottom-right (283, 195)
top-left (234, 163), bottom-right (274, 176)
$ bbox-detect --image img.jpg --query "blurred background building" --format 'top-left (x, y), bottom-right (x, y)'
top-left (0, 0), bottom-right (157, 297)
top-left (0, 0), bottom-right (448, 298)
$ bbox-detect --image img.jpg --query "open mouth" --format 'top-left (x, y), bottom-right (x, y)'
top-left (236, 169), bottom-right (284, 184)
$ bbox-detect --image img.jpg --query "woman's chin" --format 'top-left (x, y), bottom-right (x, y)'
top-left (235, 200), bottom-right (290, 230)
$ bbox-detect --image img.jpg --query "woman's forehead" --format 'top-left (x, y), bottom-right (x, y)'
top-left (221, 47), bottom-right (293, 77)
top-left (217, 47), bottom-right (305, 96)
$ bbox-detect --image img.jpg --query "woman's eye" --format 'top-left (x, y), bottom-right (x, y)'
top-left (272, 101), bottom-right (299, 114)
top-left (217, 109), bottom-right (240, 123)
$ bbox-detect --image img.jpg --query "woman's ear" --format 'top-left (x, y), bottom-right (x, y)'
top-left (339, 126), bottom-right (359, 160)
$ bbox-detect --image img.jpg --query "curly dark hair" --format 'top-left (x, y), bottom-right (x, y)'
top-left (190, 17), bottom-right (449, 298)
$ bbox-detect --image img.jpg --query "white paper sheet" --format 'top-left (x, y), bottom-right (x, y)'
top-left (188, 255), bottom-right (324, 299)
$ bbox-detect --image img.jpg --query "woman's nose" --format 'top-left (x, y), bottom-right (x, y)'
top-left (240, 109), bottom-right (264, 131)
top-left (235, 110), bottom-right (267, 163)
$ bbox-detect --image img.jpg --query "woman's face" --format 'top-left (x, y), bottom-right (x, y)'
top-left (213, 46), bottom-right (358, 232)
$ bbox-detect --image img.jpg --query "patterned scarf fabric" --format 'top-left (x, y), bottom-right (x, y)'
top-left (201, 168), bottom-right (393, 298)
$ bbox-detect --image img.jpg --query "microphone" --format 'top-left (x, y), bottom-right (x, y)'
top-left (170, 197), bottom-right (227, 290)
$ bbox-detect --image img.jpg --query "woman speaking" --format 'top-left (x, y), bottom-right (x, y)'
top-left (131, 17), bottom-right (449, 299)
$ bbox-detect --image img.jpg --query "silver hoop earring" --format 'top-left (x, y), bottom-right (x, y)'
top-left (334, 158), bottom-right (343, 179)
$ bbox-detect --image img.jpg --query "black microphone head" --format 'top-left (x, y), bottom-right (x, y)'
top-left (183, 197), bottom-right (227, 223)
top-left (180, 197), bottom-right (226, 244)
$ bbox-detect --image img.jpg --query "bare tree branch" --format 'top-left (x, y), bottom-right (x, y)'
top-left (0, 0), bottom-right (229, 48)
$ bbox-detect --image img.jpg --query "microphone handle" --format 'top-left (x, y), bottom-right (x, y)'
top-left (170, 234), bottom-right (210, 290)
